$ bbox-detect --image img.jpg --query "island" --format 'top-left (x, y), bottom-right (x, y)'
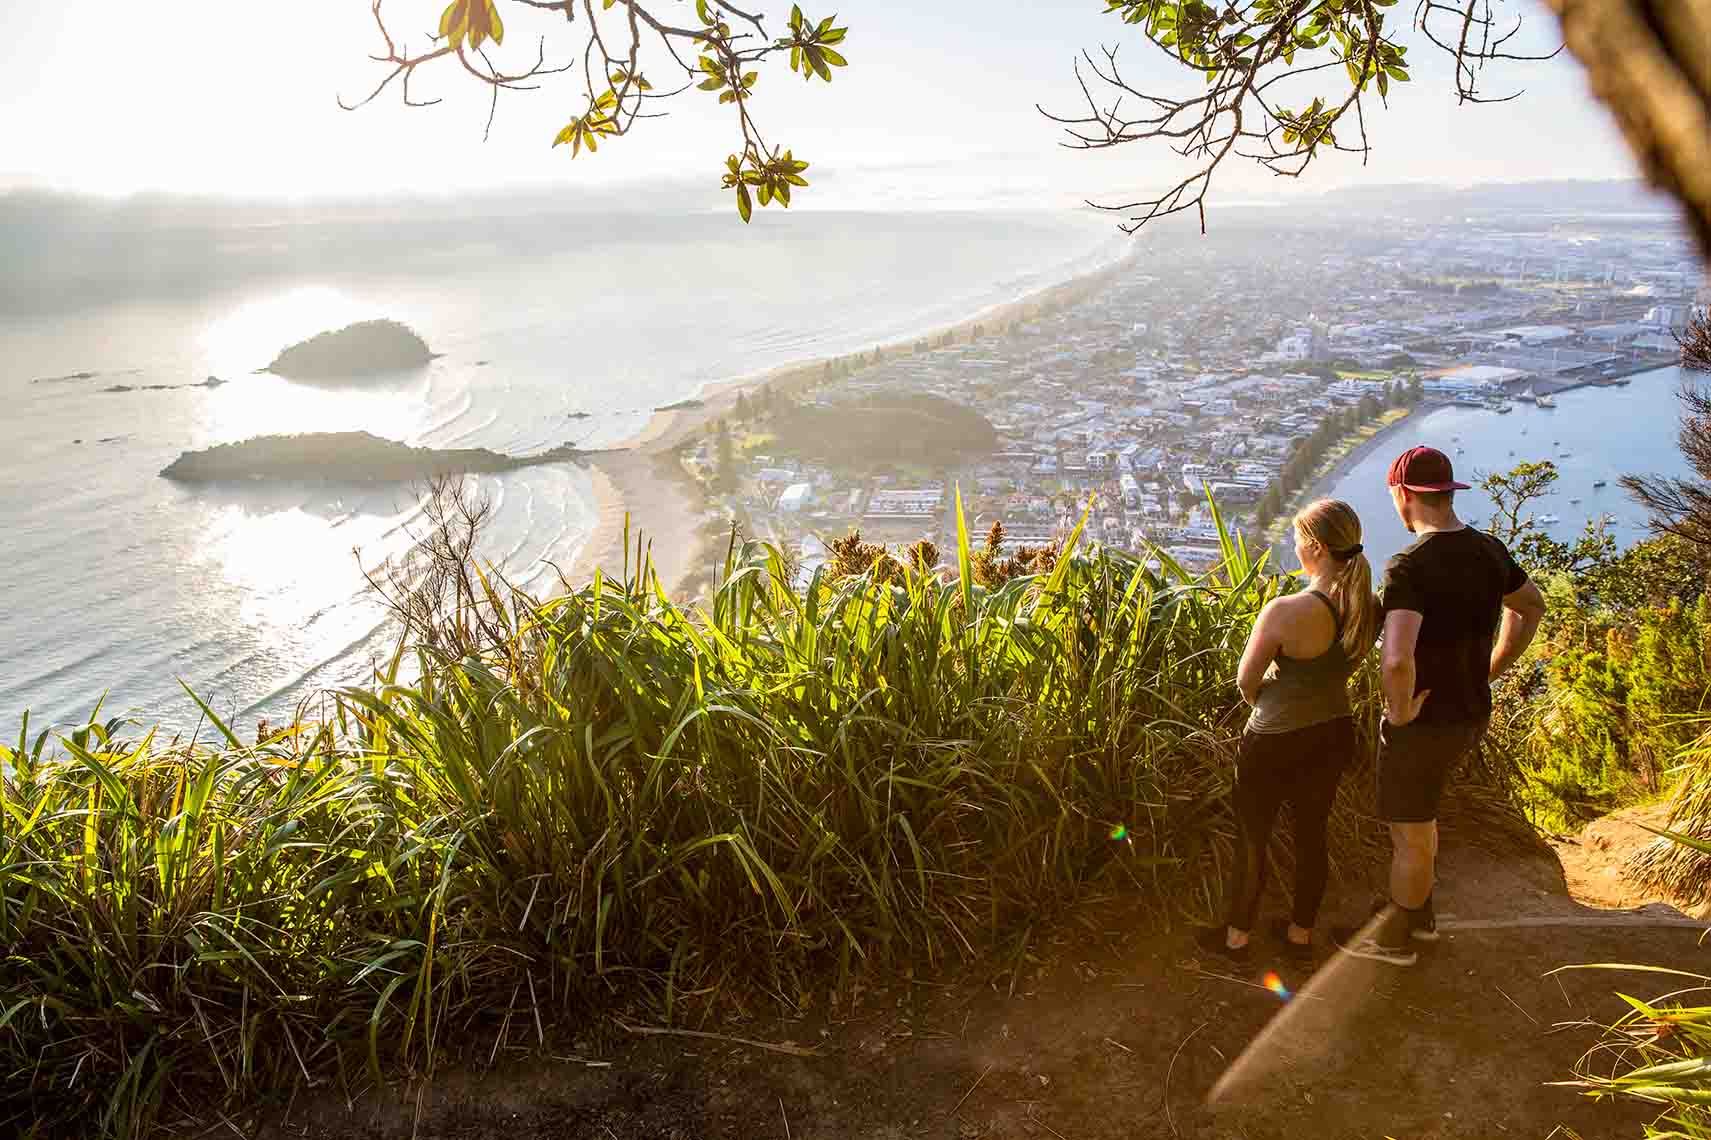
top-left (264, 319), bottom-right (436, 380)
top-left (160, 431), bottom-right (589, 484)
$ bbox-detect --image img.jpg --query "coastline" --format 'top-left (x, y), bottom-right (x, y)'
top-left (563, 238), bottom-right (1143, 599)
top-left (1302, 409), bottom-right (1419, 505)
top-left (1262, 408), bottom-right (1418, 558)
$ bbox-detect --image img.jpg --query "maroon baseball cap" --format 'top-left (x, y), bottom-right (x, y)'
top-left (1387, 446), bottom-right (1471, 493)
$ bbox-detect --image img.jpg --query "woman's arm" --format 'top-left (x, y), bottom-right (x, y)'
top-left (1236, 601), bottom-right (1285, 707)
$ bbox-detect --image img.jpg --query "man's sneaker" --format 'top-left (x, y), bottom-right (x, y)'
top-left (1410, 902), bottom-right (1439, 943)
top-left (1333, 925), bottom-right (1418, 967)
top-left (1368, 895), bottom-right (1439, 942)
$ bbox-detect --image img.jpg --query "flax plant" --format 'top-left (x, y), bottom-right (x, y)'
top-left (1, 496), bottom-right (1399, 1137)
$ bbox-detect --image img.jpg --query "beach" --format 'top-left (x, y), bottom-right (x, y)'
top-left (565, 241), bottom-right (1145, 599)
top-left (1302, 409), bottom-right (1419, 505)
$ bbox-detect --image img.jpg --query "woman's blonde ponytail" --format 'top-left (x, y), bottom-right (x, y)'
top-left (1293, 498), bottom-right (1379, 658)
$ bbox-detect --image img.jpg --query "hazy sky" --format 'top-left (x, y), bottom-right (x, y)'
top-left (0, 1), bottom-right (1638, 209)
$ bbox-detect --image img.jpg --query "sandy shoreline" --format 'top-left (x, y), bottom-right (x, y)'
top-left (1302, 410), bottom-right (1420, 505)
top-left (562, 239), bottom-right (1144, 600)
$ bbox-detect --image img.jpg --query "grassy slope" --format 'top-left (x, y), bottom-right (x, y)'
top-left (1, 510), bottom-right (1488, 1138)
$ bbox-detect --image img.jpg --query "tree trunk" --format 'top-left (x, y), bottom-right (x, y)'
top-left (1545, 0), bottom-right (1711, 257)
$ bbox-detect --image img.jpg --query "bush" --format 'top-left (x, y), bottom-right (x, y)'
top-left (1, 500), bottom-right (1512, 1136)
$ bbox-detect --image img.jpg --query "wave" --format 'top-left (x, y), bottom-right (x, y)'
top-left (235, 613), bottom-right (398, 721)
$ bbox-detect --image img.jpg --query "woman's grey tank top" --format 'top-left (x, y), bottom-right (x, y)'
top-left (1247, 591), bottom-right (1358, 734)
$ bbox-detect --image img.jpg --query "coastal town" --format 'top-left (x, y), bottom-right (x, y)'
top-left (683, 203), bottom-right (1704, 579)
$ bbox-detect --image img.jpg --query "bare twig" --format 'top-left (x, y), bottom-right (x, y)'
top-left (1026, 1105), bottom-right (1076, 1140)
top-left (1496, 984), bottom-right (1540, 1026)
top-left (612, 1020), bottom-right (819, 1057)
top-left (950, 1063), bottom-right (994, 1117)
top-left (1165, 1021), bottom-right (1209, 1138)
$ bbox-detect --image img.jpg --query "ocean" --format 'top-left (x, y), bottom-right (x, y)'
top-left (2, 207), bottom-right (1122, 733)
top-left (1317, 365), bottom-right (1696, 569)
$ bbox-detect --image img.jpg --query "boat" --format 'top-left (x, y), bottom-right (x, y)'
top-left (1569, 497), bottom-right (1582, 505)
top-left (1536, 392), bottom-right (1557, 408)
top-left (1537, 513), bottom-right (1562, 525)
top-left (1593, 479), bottom-right (1608, 488)
top-left (1455, 446), bottom-right (1466, 454)
top-left (1517, 387), bottom-right (1538, 403)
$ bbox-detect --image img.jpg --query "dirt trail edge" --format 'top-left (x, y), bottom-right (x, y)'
top-left (259, 807), bottom-right (1707, 1140)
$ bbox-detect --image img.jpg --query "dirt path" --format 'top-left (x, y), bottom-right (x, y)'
top-left (261, 808), bottom-right (1709, 1140)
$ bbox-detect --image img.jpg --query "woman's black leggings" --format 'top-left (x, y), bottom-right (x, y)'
top-left (1224, 716), bottom-right (1356, 932)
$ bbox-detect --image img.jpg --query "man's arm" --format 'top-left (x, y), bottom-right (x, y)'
top-left (1490, 578), bottom-right (1547, 681)
top-left (1381, 608), bottom-right (1429, 726)
top-left (1236, 601), bottom-right (1284, 707)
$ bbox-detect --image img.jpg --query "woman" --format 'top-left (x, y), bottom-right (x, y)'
top-left (1196, 498), bottom-right (1380, 963)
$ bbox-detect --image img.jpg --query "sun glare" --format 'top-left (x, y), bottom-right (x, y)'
top-left (199, 286), bottom-right (372, 376)
top-left (191, 286), bottom-right (434, 448)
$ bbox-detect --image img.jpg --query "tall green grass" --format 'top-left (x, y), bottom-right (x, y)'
top-left (2, 503), bottom-right (1402, 1136)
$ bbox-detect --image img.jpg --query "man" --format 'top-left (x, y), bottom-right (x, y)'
top-left (1339, 446), bottom-right (1546, 966)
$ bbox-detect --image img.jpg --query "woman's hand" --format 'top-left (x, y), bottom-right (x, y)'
top-left (1238, 662), bottom-right (1278, 706)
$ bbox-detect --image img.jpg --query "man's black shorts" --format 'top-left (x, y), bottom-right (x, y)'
top-left (1376, 717), bottom-right (1488, 823)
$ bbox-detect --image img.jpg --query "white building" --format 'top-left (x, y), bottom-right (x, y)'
top-left (777, 483), bottom-right (813, 513)
top-left (1436, 364), bottom-right (1528, 389)
top-left (1120, 473), bottom-right (1140, 508)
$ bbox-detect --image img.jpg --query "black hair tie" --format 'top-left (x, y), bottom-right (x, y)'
top-left (1338, 544), bottom-right (1363, 559)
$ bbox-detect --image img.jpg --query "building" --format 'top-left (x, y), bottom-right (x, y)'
top-left (865, 488), bottom-right (943, 519)
top-left (777, 483), bottom-right (813, 513)
top-left (1433, 364), bottom-right (1529, 389)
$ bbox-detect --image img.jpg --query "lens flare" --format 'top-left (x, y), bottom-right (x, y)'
top-left (1262, 971), bottom-right (1292, 1002)
top-left (1109, 824), bottom-right (1128, 841)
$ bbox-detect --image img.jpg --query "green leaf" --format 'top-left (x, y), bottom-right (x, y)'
top-left (737, 183), bottom-right (753, 223)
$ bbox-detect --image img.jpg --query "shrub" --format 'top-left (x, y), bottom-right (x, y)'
top-left (0, 503), bottom-right (1413, 1136)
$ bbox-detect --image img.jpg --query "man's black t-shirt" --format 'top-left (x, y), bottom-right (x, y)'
top-left (1378, 526), bottom-right (1528, 725)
